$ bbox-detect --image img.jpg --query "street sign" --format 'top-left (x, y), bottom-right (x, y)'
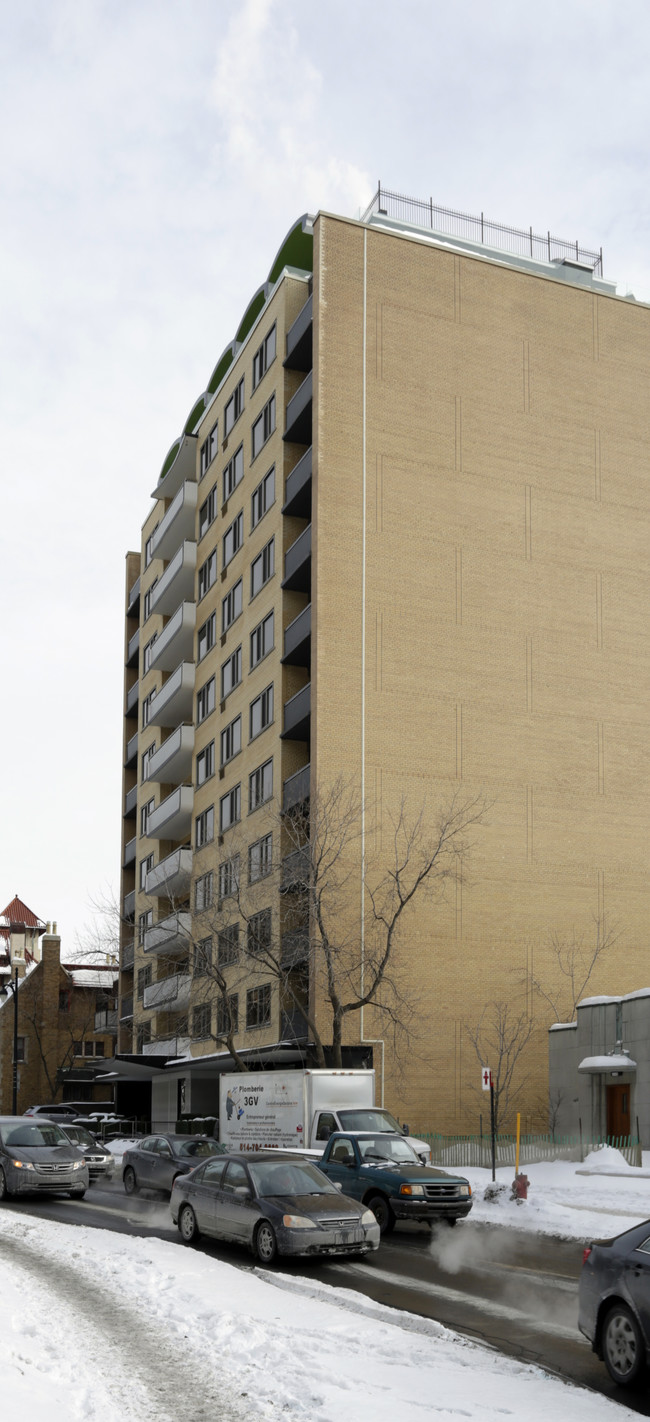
top-left (481, 1067), bottom-right (492, 1091)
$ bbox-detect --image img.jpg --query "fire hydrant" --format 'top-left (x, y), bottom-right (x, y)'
top-left (511, 1173), bottom-right (529, 1202)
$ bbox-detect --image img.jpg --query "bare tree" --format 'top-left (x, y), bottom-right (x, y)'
top-left (530, 919), bottom-right (619, 1024)
top-left (466, 1000), bottom-right (535, 1135)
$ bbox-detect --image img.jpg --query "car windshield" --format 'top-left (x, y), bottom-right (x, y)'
top-left (248, 1160), bottom-right (338, 1197)
top-left (358, 1135), bottom-right (419, 1164)
top-left (0, 1122), bottom-right (68, 1148)
top-left (63, 1126), bottom-right (97, 1148)
top-left (337, 1109), bottom-right (402, 1133)
top-left (178, 1139), bottom-right (222, 1159)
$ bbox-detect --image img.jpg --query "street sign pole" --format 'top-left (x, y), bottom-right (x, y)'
top-left (490, 1078), bottom-right (496, 1182)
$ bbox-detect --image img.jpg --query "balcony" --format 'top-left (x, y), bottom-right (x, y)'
top-left (283, 763), bottom-right (310, 812)
top-left (121, 941), bottom-right (134, 970)
top-left (119, 993), bottom-right (134, 1021)
top-left (281, 682), bottom-right (311, 741)
top-left (284, 292), bottom-right (313, 372)
top-left (281, 846), bottom-right (310, 892)
top-left (143, 972), bottom-right (191, 1013)
top-left (125, 680), bottom-right (139, 716)
top-left (150, 542), bottom-right (197, 617)
top-left (280, 1008), bottom-right (309, 1043)
top-left (281, 929), bottom-right (309, 968)
top-left (282, 603), bottom-right (311, 669)
top-left (127, 627), bottom-right (140, 668)
top-left (283, 370), bottom-right (312, 444)
top-left (149, 601), bottom-right (196, 672)
top-left (143, 1037), bottom-right (191, 1057)
top-left (125, 730), bottom-right (138, 767)
top-left (123, 835), bottom-right (136, 868)
top-left (123, 890), bottom-right (136, 921)
top-left (147, 663), bottom-right (195, 728)
top-left (145, 724), bottom-right (194, 786)
top-left (150, 482), bottom-right (198, 562)
top-left (124, 785), bottom-right (138, 817)
top-left (282, 445), bottom-right (312, 518)
top-left (144, 910), bottom-right (191, 956)
top-left (152, 433), bottom-right (197, 503)
top-left (145, 846), bottom-right (192, 900)
top-left (282, 524), bottom-right (311, 593)
top-left (94, 1009), bottom-right (118, 1033)
top-left (127, 576), bottom-right (140, 615)
top-left (145, 786), bottom-right (193, 843)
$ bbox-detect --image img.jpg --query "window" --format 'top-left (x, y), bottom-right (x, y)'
top-left (223, 444), bottom-right (244, 502)
top-left (197, 611), bottom-right (216, 663)
top-left (195, 806), bottom-right (215, 849)
top-left (196, 740), bottom-right (215, 786)
top-left (143, 579), bottom-right (158, 621)
top-left (142, 692), bottom-right (155, 729)
top-left (246, 983), bottom-right (272, 1029)
top-left (250, 684), bottom-right (273, 740)
top-left (222, 511), bottom-right (243, 567)
top-left (251, 538), bottom-right (275, 599)
top-left (136, 1021), bottom-right (151, 1051)
top-left (249, 758), bottom-right (273, 812)
top-left (221, 646), bottom-right (242, 699)
top-left (199, 486), bottom-right (218, 540)
top-left (252, 324), bottom-right (276, 390)
top-left (218, 924), bottom-right (239, 966)
top-left (224, 377), bottom-right (244, 436)
top-left (195, 871), bottom-right (214, 912)
top-left (140, 798), bottom-right (155, 836)
top-left (95, 1041), bottom-right (105, 1058)
top-left (223, 716), bottom-right (243, 773)
top-left (144, 525), bottom-right (159, 568)
top-left (216, 993), bottom-right (239, 1037)
top-left (139, 853), bottom-right (154, 891)
top-left (251, 466), bottom-right (275, 529)
top-left (194, 937), bottom-right (212, 976)
top-left (251, 394), bottom-right (275, 460)
top-left (84, 1040), bottom-right (95, 1057)
top-left (198, 550), bottom-right (217, 600)
top-left (143, 634), bottom-right (157, 675)
top-left (220, 784), bottom-right (241, 833)
top-left (192, 1004), bottom-right (212, 1040)
top-left (249, 833), bottom-right (272, 883)
top-left (219, 855), bottom-right (240, 899)
top-left (197, 675), bottom-right (216, 724)
top-left (59, 990), bottom-right (70, 1013)
top-left (138, 909), bottom-right (153, 946)
top-left (200, 420), bottom-right (218, 479)
top-left (248, 908), bottom-right (272, 956)
top-left (222, 578), bottom-right (243, 634)
top-left (137, 964), bottom-right (152, 1000)
top-left (250, 610), bottom-right (274, 668)
top-left (141, 742), bottom-right (156, 780)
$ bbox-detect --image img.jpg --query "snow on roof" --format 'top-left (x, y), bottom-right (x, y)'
top-left (621, 987), bottom-right (650, 1003)
top-left (577, 995), bottom-right (621, 1008)
top-left (548, 1021), bottom-right (577, 1031)
top-left (578, 1054), bottom-right (637, 1072)
top-left (64, 966), bottom-right (119, 988)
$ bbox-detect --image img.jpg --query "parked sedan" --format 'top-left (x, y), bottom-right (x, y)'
top-left (171, 1151), bottom-right (380, 1262)
top-left (57, 1123), bottom-right (115, 1182)
top-left (123, 1134), bottom-right (225, 1195)
top-left (318, 1132), bottom-right (472, 1233)
top-left (580, 1220), bottom-right (650, 1386)
top-left (0, 1116), bottom-right (89, 1198)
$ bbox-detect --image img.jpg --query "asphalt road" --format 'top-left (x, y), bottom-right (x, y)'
top-left (7, 1180), bottom-right (649, 1415)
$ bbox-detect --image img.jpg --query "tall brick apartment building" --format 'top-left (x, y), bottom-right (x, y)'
top-left (118, 189), bottom-right (650, 1134)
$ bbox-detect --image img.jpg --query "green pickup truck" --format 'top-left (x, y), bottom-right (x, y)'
top-left (318, 1131), bottom-right (473, 1234)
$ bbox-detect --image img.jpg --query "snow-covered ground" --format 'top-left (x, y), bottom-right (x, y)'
top-left (2, 1144), bottom-right (647, 1422)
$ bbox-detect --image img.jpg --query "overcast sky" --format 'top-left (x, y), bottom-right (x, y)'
top-left (2, 0), bottom-right (650, 949)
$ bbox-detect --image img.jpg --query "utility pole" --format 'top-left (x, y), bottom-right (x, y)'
top-left (12, 964), bottom-right (19, 1115)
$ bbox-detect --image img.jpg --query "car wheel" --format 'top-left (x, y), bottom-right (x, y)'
top-left (446, 1217), bottom-right (458, 1228)
top-left (602, 1303), bottom-right (646, 1386)
top-left (69, 1189), bottom-right (86, 1199)
top-left (0, 1167), bottom-right (11, 1201)
top-left (368, 1194), bottom-right (395, 1235)
top-left (255, 1220), bottom-right (278, 1264)
top-left (123, 1166), bottom-right (139, 1196)
top-left (178, 1204), bottom-right (199, 1244)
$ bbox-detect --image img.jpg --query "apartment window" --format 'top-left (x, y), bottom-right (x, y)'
top-left (218, 924), bottom-right (239, 966)
top-left (224, 377), bottom-right (244, 436)
top-left (192, 1004), bottom-right (211, 1040)
top-left (251, 466), bottom-right (275, 529)
top-left (197, 611), bottom-right (216, 663)
top-left (251, 394), bottom-right (275, 461)
top-left (195, 871), bottom-right (214, 912)
top-left (249, 833), bottom-right (272, 884)
top-left (250, 684), bottom-right (273, 740)
top-left (199, 485), bottom-right (218, 540)
top-left (95, 1041), bottom-right (105, 1058)
top-left (220, 784), bottom-right (241, 833)
top-left (139, 853), bottom-right (154, 891)
top-left (250, 611), bottom-right (274, 669)
top-left (198, 550), bottom-right (217, 601)
top-left (222, 578), bottom-right (243, 634)
top-left (141, 742), bottom-right (156, 780)
top-left (220, 714), bottom-right (241, 767)
top-left (137, 964), bottom-right (152, 1000)
top-left (196, 740), bottom-right (215, 786)
top-left (200, 420), bottom-right (218, 479)
top-left (252, 324), bottom-right (276, 391)
top-left (84, 1040), bottom-right (95, 1057)
top-left (144, 525), bottom-right (159, 568)
top-left (221, 646), bottom-right (242, 700)
top-left (197, 675), bottom-right (216, 724)
top-left (222, 511), bottom-right (243, 567)
top-left (251, 538), bottom-right (275, 599)
top-left (140, 798), bottom-right (155, 836)
top-left (246, 983), bottom-right (271, 1029)
top-left (142, 692), bottom-right (155, 729)
top-left (136, 1021), bottom-right (152, 1051)
top-left (194, 937), bottom-right (212, 976)
top-left (249, 758), bottom-right (273, 812)
top-left (223, 444), bottom-right (244, 503)
top-left (219, 854), bottom-right (240, 899)
top-left (195, 806), bottom-right (215, 849)
top-left (138, 909), bottom-right (153, 946)
top-left (59, 990), bottom-right (70, 1013)
top-left (143, 579), bottom-right (158, 621)
top-left (216, 993), bottom-right (239, 1037)
top-left (143, 634), bottom-right (157, 675)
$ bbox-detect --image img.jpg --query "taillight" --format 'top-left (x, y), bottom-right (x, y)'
top-left (582, 1246), bottom-right (592, 1265)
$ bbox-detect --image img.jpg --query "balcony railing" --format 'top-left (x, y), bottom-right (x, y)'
top-left (121, 941), bottom-right (134, 970)
top-left (123, 890), bottom-right (136, 921)
top-left (282, 603), bottom-right (311, 668)
top-left (127, 576), bottom-right (140, 614)
top-left (284, 292), bottom-right (313, 371)
top-left (143, 1037), bottom-right (191, 1057)
top-left (143, 972), bottom-right (191, 1013)
top-left (282, 446), bottom-right (312, 518)
top-left (94, 1009), bottom-right (118, 1033)
top-left (144, 785), bottom-right (193, 842)
top-left (281, 846), bottom-right (310, 892)
top-left (283, 370), bottom-right (313, 444)
top-left (283, 763), bottom-right (310, 812)
top-left (150, 541), bottom-right (197, 617)
top-left (147, 662), bottom-right (195, 728)
top-left (280, 1008), bottom-right (309, 1043)
top-left (281, 929), bottom-right (309, 968)
top-left (282, 523), bottom-right (311, 593)
top-left (144, 910), bottom-right (191, 956)
top-left (152, 433), bottom-right (197, 503)
top-left (281, 682), bottom-right (311, 741)
top-left (125, 730), bottom-right (139, 766)
top-left (127, 627), bottom-right (140, 667)
top-left (123, 835), bottom-right (137, 868)
top-left (144, 723), bottom-right (194, 786)
top-left (149, 601), bottom-right (196, 672)
top-left (125, 680), bottom-right (139, 715)
top-left (124, 785), bottom-right (138, 817)
top-left (150, 481), bottom-right (198, 562)
top-left (145, 846), bottom-right (192, 899)
top-left (119, 993), bottom-right (134, 1021)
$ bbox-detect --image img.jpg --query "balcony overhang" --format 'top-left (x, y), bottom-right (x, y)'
top-left (151, 482), bottom-right (198, 562)
top-left (283, 370), bottom-right (312, 445)
top-left (150, 602), bottom-right (196, 672)
top-left (145, 724), bottom-right (194, 786)
top-left (281, 682), bottom-right (311, 741)
top-left (145, 846), bottom-right (193, 899)
top-left (282, 603), bottom-right (311, 667)
top-left (283, 762), bottom-right (310, 812)
top-left (282, 524), bottom-right (311, 593)
top-left (143, 1037), bottom-right (192, 1056)
top-left (282, 446), bottom-right (312, 518)
top-left (144, 910), bottom-right (191, 956)
top-left (145, 785), bottom-right (193, 842)
top-left (152, 435), bottom-right (198, 502)
top-left (143, 972), bottom-right (191, 1013)
top-left (148, 663), bottom-right (195, 728)
top-left (150, 542), bottom-right (197, 617)
top-left (578, 1055), bottom-right (637, 1074)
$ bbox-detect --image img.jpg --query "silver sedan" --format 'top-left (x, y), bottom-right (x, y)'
top-left (0, 1116), bottom-right (89, 1198)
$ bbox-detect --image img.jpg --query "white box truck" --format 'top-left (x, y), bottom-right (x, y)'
top-left (218, 1069), bottom-right (431, 1162)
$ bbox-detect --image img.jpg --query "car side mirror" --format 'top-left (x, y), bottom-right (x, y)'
top-left (334, 1181), bottom-right (343, 1191)
top-left (234, 1185), bottom-right (251, 1199)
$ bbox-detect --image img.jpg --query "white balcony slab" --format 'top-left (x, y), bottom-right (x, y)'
top-left (149, 601), bottom-right (196, 672)
top-left (151, 482), bottom-right (198, 562)
top-left (145, 724), bottom-right (194, 786)
top-left (143, 1037), bottom-right (191, 1056)
top-left (152, 434), bottom-right (197, 502)
top-left (147, 662), bottom-right (195, 728)
top-left (143, 973), bottom-right (191, 1013)
top-left (145, 847), bottom-right (193, 899)
top-left (143, 909), bottom-right (191, 956)
top-left (145, 785), bottom-right (193, 842)
top-left (150, 542), bottom-right (197, 617)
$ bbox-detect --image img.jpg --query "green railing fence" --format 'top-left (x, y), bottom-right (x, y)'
top-left (415, 1132), bottom-right (642, 1169)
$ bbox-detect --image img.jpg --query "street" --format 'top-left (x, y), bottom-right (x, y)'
top-left (7, 1180), bottom-right (649, 1415)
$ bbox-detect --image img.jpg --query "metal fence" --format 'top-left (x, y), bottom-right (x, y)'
top-left (361, 184), bottom-right (604, 277)
top-left (416, 1131), bottom-right (642, 1169)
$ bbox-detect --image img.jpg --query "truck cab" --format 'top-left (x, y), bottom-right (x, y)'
top-left (311, 1107), bottom-right (431, 1164)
